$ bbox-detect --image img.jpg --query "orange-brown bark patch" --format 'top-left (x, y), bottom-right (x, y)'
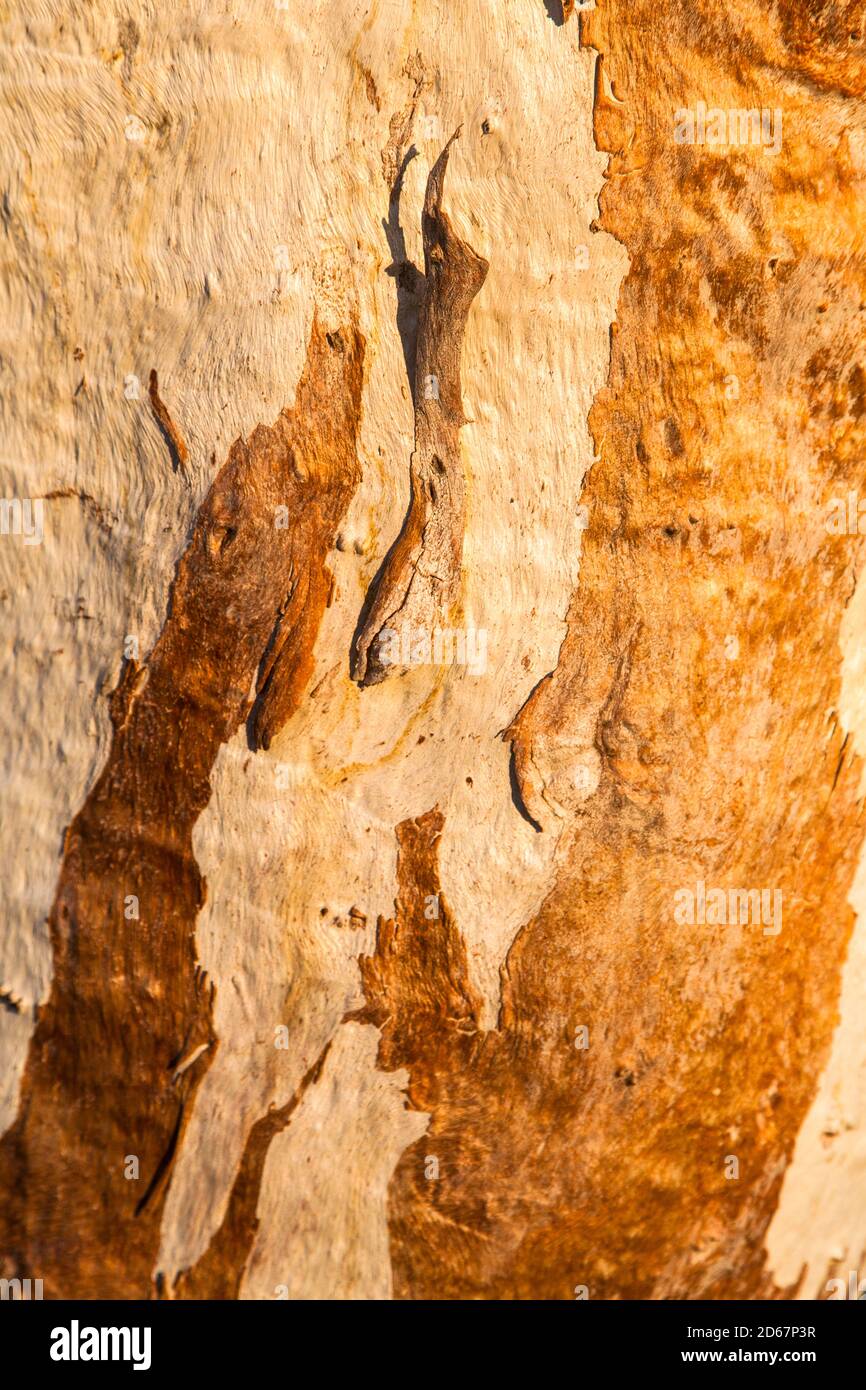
top-left (0, 310), bottom-right (365, 1298)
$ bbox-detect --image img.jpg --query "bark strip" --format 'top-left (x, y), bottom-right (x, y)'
top-left (352, 131), bottom-right (488, 686)
top-left (148, 368), bottom-right (189, 474)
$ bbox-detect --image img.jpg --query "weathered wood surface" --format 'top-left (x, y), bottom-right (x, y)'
top-left (1, 0), bottom-right (866, 1300)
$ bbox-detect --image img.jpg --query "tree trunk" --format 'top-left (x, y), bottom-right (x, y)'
top-left (2, 0), bottom-right (866, 1301)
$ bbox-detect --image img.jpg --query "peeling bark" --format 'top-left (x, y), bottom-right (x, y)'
top-left (352, 132), bottom-right (488, 686)
top-left (0, 308), bottom-right (365, 1298)
top-left (3, 0), bottom-right (866, 1307)
top-left (148, 370), bottom-right (189, 475)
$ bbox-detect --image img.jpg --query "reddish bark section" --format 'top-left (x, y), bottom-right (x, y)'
top-left (358, 4), bottom-right (866, 1299)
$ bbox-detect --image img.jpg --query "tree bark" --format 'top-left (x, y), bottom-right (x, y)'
top-left (1, 0), bottom-right (866, 1301)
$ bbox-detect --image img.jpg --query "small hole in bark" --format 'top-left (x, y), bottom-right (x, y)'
top-left (208, 523), bottom-right (237, 556)
top-left (663, 524), bottom-right (678, 538)
top-left (432, 456), bottom-right (446, 474)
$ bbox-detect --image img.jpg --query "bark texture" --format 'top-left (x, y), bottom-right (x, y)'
top-left (352, 130), bottom-right (489, 686)
top-left (1, 0), bottom-right (866, 1302)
